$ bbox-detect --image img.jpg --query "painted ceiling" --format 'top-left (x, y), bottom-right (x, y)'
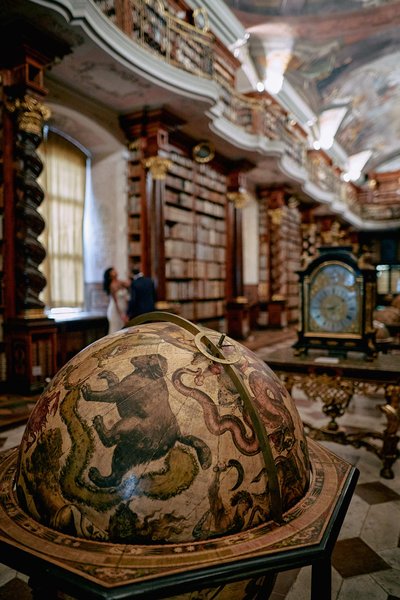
top-left (224, 0), bottom-right (400, 177)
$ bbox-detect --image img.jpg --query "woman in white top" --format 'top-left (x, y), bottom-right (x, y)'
top-left (103, 267), bottom-right (130, 334)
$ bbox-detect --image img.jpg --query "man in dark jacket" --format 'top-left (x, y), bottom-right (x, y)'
top-left (127, 269), bottom-right (156, 319)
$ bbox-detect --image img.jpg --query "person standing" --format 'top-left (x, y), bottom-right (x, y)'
top-left (127, 268), bottom-right (156, 320)
top-left (103, 267), bottom-right (130, 334)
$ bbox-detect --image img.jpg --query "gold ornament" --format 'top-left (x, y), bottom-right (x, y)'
top-left (227, 191), bottom-right (250, 209)
top-left (5, 94), bottom-right (51, 136)
top-left (143, 156), bottom-right (171, 180)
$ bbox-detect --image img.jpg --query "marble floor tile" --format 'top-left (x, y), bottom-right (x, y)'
top-left (336, 574), bottom-right (388, 600)
top-left (332, 538), bottom-right (391, 578)
top-left (337, 493), bottom-right (369, 540)
top-left (0, 577), bottom-right (31, 599)
top-left (0, 566), bottom-right (16, 589)
top-left (356, 481), bottom-right (400, 504)
top-left (361, 503), bottom-right (400, 552)
top-left (371, 568), bottom-right (400, 597)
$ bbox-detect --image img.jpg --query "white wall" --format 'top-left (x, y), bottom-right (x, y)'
top-left (242, 197), bottom-right (259, 285)
top-left (85, 149), bottom-right (129, 283)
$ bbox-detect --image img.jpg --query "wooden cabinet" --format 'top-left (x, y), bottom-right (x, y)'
top-left (5, 318), bottom-right (57, 393)
top-left (121, 109), bottom-right (259, 333)
top-left (0, 24), bottom-right (71, 392)
top-left (55, 313), bottom-right (108, 368)
top-left (268, 202), bottom-right (301, 326)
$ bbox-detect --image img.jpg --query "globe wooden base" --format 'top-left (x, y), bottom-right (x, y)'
top-left (0, 440), bottom-right (358, 600)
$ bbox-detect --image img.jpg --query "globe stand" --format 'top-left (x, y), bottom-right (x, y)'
top-left (0, 312), bottom-right (359, 600)
top-left (0, 444), bottom-right (358, 600)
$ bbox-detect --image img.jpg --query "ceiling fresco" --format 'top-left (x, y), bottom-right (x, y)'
top-left (224, 0), bottom-right (400, 176)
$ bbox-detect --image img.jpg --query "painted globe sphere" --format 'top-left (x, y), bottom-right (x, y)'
top-left (15, 316), bottom-right (310, 545)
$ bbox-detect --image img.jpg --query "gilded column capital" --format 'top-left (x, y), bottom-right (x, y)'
top-left (5, 94), bottom-right (51, 136)
top-left (268, 207), bottom-right (283, 225)
top-left (143, 156), bottom-right (171, 180)
top-left (227, 191), bottom-right (250, 209)
top-left (128, 139), bottom-right (143, 152)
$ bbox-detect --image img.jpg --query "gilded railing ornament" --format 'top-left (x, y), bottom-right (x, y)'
top-left (5, 94), bottom-right (51, 136)
top-left (192, 7), bottom-right (209, 32)
top-left (143, 156), bottom-right (172, 180)
top-left (145, 0), bottom-right (165, 13)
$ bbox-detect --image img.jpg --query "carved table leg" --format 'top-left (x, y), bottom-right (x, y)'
top-left (311, 557), bottom-right (331, 600)
top-left (297, 373), bottom-right (354, 432)
top-left (378, 384), bottom-right (400, 479)
top-left (29, 575), bottom-right (59, 599)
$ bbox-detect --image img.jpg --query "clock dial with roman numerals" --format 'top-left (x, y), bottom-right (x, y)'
top-left (308, 263), bottom-right (361, 334)
top-left (294, 247), bottom-right (377, 359)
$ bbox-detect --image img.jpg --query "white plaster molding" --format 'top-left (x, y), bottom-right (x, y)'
top-left (184, 0), bottom-right (246, 47)
top-left (210, 116), bottom-right (284, 157)
top-left (302, 181), bottom-right (335, 205)
top-left (32, 0), bottom-right (220, 106)
top-left (279, 155), bottom-right (307, 184)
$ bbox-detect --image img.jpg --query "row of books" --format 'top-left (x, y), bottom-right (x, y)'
top-left (165, 258), bottom-right (226, 280)
top-left (166, 279), bottom-right (225, 301)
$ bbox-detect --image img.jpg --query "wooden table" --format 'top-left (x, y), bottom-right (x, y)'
top-left (258, 347), bottom-right (400, 479)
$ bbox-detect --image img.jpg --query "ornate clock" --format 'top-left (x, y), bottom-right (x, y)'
top-left (192, 140), bottom-right (215, 163)
top-left (294, 246), bottom-right (377, 359)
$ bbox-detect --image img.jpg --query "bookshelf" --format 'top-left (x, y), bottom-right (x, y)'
top-left (127, 144), bottom-right (146, 271)
top-left (258, 187), bottom-right (302, 327)
top-left (267, 196), bottom-right (302, 327)
top-left (0, 87), bottom-right (4, 385)
top-left (160, 147), bottom-right (227, 323)
top-left (258, 199), bottom-right (269, 326)
top-left (124, 129), bottom-right (228, 326)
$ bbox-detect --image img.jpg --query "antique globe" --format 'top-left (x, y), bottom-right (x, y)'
top-left (0, 312), bottom-right (355, 598)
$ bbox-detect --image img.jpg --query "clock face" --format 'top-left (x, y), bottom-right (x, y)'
top-left (308, 263), bottom-right (361, 334)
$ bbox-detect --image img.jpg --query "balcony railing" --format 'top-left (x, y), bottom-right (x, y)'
top-left (92, 0), bottom-right (399, 224)
top-left (94, 0), bottom-right (214, 77)
top-left (357, 190), bottom-right (400, 220)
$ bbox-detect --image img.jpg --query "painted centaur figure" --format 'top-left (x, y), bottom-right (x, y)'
top-left (81, 354), bottom-right (211, 488)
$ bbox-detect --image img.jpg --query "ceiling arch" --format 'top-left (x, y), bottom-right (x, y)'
top-left (224, 0), bottom-right (400, 176)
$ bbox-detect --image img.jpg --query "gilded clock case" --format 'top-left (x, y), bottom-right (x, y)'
top-left (294, 246), bottom-right (377, 358)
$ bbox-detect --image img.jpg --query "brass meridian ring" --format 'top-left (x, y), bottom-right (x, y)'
top-left (128, 311), bottom-right (283, 523)
top-left (194, 332), bottom-right (241, 364)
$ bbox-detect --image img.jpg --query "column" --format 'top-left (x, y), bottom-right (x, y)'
top-left (0, 25), bottom-right (69, 391)
top-left (226, 168), bottom-right (252, 339)
top-left (119, 107), bottom-right (185, 312)
top-left (143, 155), bottom-right (171, 304)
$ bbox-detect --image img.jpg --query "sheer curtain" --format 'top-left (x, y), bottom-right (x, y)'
top-left (39, 130), bottom-right (87, 308)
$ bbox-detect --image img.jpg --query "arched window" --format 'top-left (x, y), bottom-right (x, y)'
top-left (39, 129), bottom-right (88, 309)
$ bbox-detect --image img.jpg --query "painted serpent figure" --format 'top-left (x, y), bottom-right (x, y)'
top-left (172, 367), bottom-right (260, 456)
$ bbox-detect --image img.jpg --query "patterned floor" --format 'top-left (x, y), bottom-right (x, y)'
top-left (259, 339), bottom-right (400, 600)
top-left (0, 330), bottom-right (399, 599)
